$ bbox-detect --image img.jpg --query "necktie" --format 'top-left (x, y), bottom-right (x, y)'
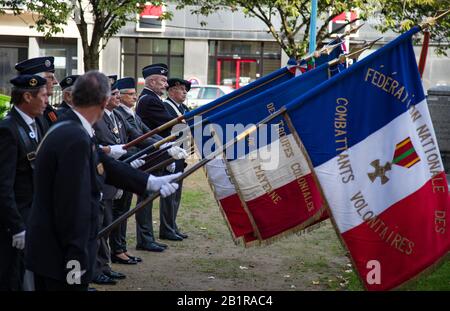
top-left (29, 121), bottom-right (38, 142)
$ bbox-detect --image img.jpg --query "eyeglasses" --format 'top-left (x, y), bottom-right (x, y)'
top-left (120, 92), bottom-right (136, 96)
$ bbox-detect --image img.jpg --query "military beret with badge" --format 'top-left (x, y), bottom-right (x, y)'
top-left (15, 56), bottom-right (55, 74)
top-left (10, 74), bottom-right (47, 89)
top-left (142, 63), bottom-right (168, 79)
top-left (60, 75), bottom-right (80, 90)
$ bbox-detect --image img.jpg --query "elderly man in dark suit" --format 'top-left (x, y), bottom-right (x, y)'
top-left (0, 74), bottom-right (48, 290)
top-left (161, 78), bottom-right (192, 241)
top-left (15, 57), bottom-right (59, 129)
top-left (57, 75), bottom-right (79, 116)
top-left (136, 65), bottom-right (190, 247)
top-left (25, 71), bottom-right (181, 291)
top-left (118, 76), bottom-right (187, 252)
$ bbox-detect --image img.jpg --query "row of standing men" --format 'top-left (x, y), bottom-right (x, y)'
top-left (0, 56), bottom-right (192, 290)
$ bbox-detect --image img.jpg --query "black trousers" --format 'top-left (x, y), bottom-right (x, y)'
top-left (159, 180), bottom-right (183, 236)
top-left (0, 232), bottom-right (22, 291)
top-left (34, 274), bottom-right (88, 291)
top-left (160, 161), bottom-right (185, 236)
top-left (135, 194), bottom-right (155, 247)
top-left (94, 199), bottom-right (113, 277)
top-left (110, 191), bottom-right (133, 255)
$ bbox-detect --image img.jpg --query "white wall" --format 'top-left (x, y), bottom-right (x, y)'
top-left (183, 39), bottom-right (209, 85)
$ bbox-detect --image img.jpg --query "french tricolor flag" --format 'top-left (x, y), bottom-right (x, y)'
top-left (285, 26), bottom-right (450, 290)
top-left (188, 66), bottom-right (295, 245)
top-left (202, 60), bottom-right (344, 243)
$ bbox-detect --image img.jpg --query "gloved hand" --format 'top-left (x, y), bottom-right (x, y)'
top-left (160, 183), bottom-right (178, 198)
top-left (166, 162), bottom-right (176, 173)
top-left (12, 230), bottom-right (25, 250)
top-left (146, 173), bottom-right (182, 197)
top-left (114, 189), bottom-right (123, 200)
top-left (167, 146), bottom-right (188, 160)
top-left (130, 158), bottom-right (145, 169)
top-left (109, 144), bottom-right (126, 160)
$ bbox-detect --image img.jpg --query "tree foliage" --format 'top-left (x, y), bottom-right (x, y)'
top-left (176, 0), bottom-right (374, 58)
top-left (176, 0), bottom-right (449, 58)
top-left (0, 0), bottom-right (171, 71)
top-left (375, 0), bottom-right (450, 55)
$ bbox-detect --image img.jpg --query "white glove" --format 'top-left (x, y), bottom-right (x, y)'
top-left (147, 173), bottom-right (182, 197)
top-left (130, 158), bottom-right (145, 169)
top-left (12, 230), bottom-right (25, 250)
top-left (168, 146), bottom-right (188, 160)
top-left (160, 183), bottom-right (178, 198)
top-left (166, 162), bottom-right (176, 173)
top-left (109, 144), bottom-right (126, 160)
top-left (114, 189), bottom-right (123, 200)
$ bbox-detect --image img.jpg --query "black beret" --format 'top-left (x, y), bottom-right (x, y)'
top-left (142, 63), bottom-right (168, 79)
top-left (167, 78), bottom-right (191, 92)
top-left (10, 74), bottom-right (47, 89)
top-left (116, 77), bottom-right (135, 90)
top-left (108, 75), bottom-right (118, 86)
top-left (15, 56), bottom-right (55, 74)
top-left (60, 75), bottom-right (80, 90)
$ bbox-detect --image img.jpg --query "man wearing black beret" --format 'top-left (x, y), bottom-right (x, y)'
top-left (0, 74), bottom-right (48, 290)
top-left (57, 75), bottom-right (80, 116)
top-left (160, 78), bottom-right (192, 241)
top-left (15, 56), bottom-right (59, 129)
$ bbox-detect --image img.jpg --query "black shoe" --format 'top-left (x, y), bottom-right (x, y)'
top-left (136, 242), bottom-right (166, 252)
top-left (176, 231), bottom-right (188, 239)
top-left (154, 241), bottom-right (168, 249)
top-left (104, 270), bottom-right (126, 280)
top-left (160, 233), bottom-right (183, 241)
top-left (111, 254), bottom-right (138, 265)
top-left (92, 274), bottom-right (117, 285)
top-left (125, 253), bottom-right (143, 262)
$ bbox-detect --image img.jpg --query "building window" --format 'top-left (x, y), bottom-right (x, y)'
top-left (121, 38), bottom-right (184, 93)
top-left (0, 36), bottom-right (28, 96)
top-left (208, 40), bottom-right (281, 89)
top-left (39, 38), bottom-right (78, 106)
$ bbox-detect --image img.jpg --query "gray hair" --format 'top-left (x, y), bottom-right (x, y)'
top-left (72, 71), bottom-right (110, 107)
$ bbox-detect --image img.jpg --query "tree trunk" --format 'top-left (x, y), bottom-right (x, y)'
top-left (83, 50), bottom-right (100, 72)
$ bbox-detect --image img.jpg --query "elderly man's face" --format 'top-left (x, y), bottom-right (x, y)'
top-left (106, 89), bottom-right (120, 110)
top-left (119, 88), bottom-right (137, 108)
top-left (168, 84), bottom-right (188, 104)
top-left (146, 74), bottom-right (168, 96)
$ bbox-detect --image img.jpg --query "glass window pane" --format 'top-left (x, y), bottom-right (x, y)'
top-left (208, 41), bottom-right (216, 56)
top-left (170, 40), bottom-right (184, 55)
top-left (263, 41), bottom-right (281, 56)
top-left (208, 56), bottom-right (216, 84)
top-left (122, 54), bottom-right (135, 78)
top-left (138, 38), bottom-right (152, 54)
top-left (262, 59), bottom-right (281, 76)
top-left (169, 57), bottom-right (184, 78)
top-left (137, 55), bottom-right (168, 76)
top-left (217, 41), bottom-right (259, 56)
top-left (122, 38), bottom-right (135, 53)
top-left (202, 87), bottom-right (220, 99)
top-left (152, 39), bottom-right (168, 54)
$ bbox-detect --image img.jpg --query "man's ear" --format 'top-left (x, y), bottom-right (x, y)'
top-left (23, 91), bottom-right (32, 104)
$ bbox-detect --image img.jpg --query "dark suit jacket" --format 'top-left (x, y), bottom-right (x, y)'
top-left (162, 98), bottom-right (190, 173)
top-left (136, 88), bottom-right (174, 138)
top-left (115, 105), bottom-right (171, 172)
top-left (0, 108), bottom-right (45, 236)
top-left (25, 110), bottom-right (152, 283)
top-left (94, 110), bottom-right (155, 199)
top-left (41, 104), bottom-right (58, 130)
top-left (56, 101), bottom-right (71, 117)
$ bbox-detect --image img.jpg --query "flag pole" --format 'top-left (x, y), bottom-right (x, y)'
top-left (309, 0), bottom-right (318, 54)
